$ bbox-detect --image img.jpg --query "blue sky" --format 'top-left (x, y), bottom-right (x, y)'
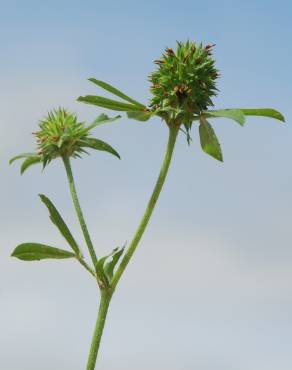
top-left (0, 1), bottom-right (292, 370)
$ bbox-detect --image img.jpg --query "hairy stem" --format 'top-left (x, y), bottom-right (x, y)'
top-left (111, 126), bottom-right (179, 289)
top-left (86, 290), bottom-right (112, 370)
top-left (62, 156), bottom-right (98, 271)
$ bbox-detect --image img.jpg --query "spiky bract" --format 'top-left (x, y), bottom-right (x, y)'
top-left (149, 41), bottom-right (219, 126)
top-left (35, 108), bottom-right (92, 166)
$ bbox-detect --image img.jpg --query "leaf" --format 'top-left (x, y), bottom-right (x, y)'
top-left (206, 109), bottom-right (246, 126)
top-left (88, 78), bottom-right (146, 109)
top-left (77, 95), bottom-right (141, 112)
top-left (95, 254), bottom-right (111, 287)
top-left (9, 152), bottom-right (37, 165)
top-left (104, 246), bottom-right (125, 280)
top-left (11, 243), bottom-right (75, 261)
top-left (127, 111), bottom-right (153, 122)
top-left (20, 156), bottom-right (42, 174)
top-left (86, 113), bottom-right (121, 131)
top-left (95, 246), bottom-right (125, 285)
top-left (237, 108), bottom-right (285, 122)
top-left (199, 117), bottom-right (223, 162)
top-left (39, 194), bottom-right (81, 256)
top-left (79, 138), bottom-right (120, 159)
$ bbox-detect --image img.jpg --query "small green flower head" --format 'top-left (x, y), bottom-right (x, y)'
top-left (149, 41), bottom-right (219, 125)
top-left (36, 108), bottom-right (93, 165)
top-left (10, 108), bottom-right (121, 173)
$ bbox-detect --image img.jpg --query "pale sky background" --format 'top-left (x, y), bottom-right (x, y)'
top-left (0, 1), bottom-right (292, 369)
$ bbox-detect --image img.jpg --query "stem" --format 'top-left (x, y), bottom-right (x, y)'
top-left (62, 156), bottom-right (98, 270)
top-left (77, 256), bottom-right (96, 277)
top-left (112, 126), bottom-right (179, 289)
top-left (86, 290), bottom-right (112, 370)
top-left (85, 126), bottom-right (178, 370)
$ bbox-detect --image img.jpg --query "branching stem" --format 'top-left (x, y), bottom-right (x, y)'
top-left (65, 126), bottom-right (178, 370)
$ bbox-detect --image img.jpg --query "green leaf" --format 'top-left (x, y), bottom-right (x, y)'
top-left (77, 95), bottom-right (141, 112)
top-left (104, 246), bottom-right (124, 280)
top-left (21, 156), bottom-right (42, 174)
top-left (127, 111), bottom-right (153, 122)
top-left (11, 243), bottom-right (75, 261)
top-left (206, 109), bottom-right (246, 126)
top-left (86, 113), bottom-right (121, 131)
top-left (95, 254), bottom-right (111, 287)
top-left (237, 108), bottom-right (285, 122)
top-left (39, 194), bottom-right (81, 256)
top-left (199, 117), bottom-right (223, 162)
top-left (79, 138), bottom-right (120, 159)
top-left (88, 78), bottom-right (146, 109)
top-left (95, 246), bottom-right (125, 285)
top-left (9, 152), bottom-right (37, 165)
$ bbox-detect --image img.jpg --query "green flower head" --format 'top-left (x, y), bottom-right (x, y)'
top-left (36, 108), bottom-right (94, 163)
top-left (10, 108), bottom-right (121, 173)
top-left (149, 41), bottom-right (219, 125)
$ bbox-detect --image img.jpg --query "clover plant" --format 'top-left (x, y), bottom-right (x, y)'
top-left (11, 41), bottom-right (285, 370)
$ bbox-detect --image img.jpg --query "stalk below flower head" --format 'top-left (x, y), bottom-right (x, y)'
top-left (10, 108), bottom-right (121, 173)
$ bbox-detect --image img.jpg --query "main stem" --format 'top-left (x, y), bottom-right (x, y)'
top-left (62, 156), bottom-right (98, 269)
top-left (86, 290), bottom-right (112, 370)
top-left (112, 126), bottom-right (179, 289)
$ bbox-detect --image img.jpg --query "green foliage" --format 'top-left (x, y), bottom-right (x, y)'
top-left (104, 247), bottom-right (125, 281)
top-left (206, 109), bottom-right (246, 126)
top-left (39, 194), bottom-right (81, 256)
top-left (78, 78), bottom-right (147, 113)
top-left (88, 78), bottom-right (146, 108)
top-left (194, 107), bottom-right (285, 160)
top-left (77, 95), bottom-right (142, 112)
top-left (95, 246), bottom-right (125, 286)
top-left (10, 153), bottom-right (42, 174)
top-left (237, 108), bottom-right (285, 122)
top-left (20, 156), bottom-right (42, 174)
top-left (11, 243), bottom-right (75, 261)
top-left (87, 113), bottom-right (121, 130)
top-left (78, 138), bottom-right (120, 159)
top-left (127, 111), bottom-right (153, 121)
top-left (199, 117), bottom-right (223, 162)
top-left (9, 152), bottom-right (37, 164)
top-left (203, 108), bottom-right (285, 124)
